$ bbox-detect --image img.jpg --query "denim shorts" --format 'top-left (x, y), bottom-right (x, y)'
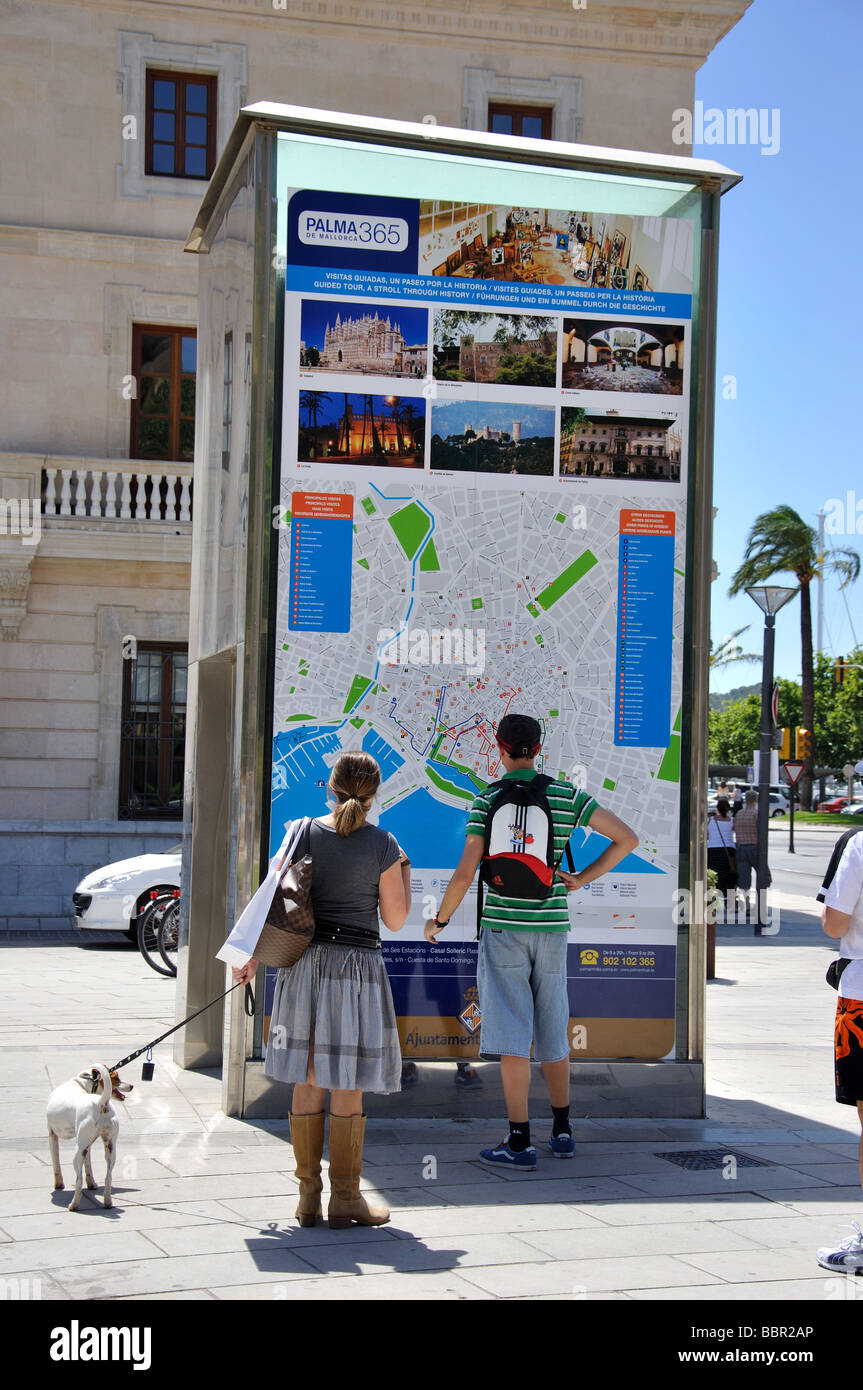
top-left (476, 927), bottom-right (571, 1063)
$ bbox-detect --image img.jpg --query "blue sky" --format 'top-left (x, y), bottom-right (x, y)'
top-left (431, 401), bottom-right (556, 437)
top-left (697, 0), bottom-right (862, 691)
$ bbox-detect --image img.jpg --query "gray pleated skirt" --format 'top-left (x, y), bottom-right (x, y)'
top-left (264, 941), bottom-right (402, 1093)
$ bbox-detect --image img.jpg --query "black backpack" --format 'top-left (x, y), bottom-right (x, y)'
top-left (476, 775), bottom-right (575, 935)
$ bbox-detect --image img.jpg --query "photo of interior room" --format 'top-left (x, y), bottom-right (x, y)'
top-left (418, 204), bottom-right (695, 294)
top-left (561, 319), bottom-right (686, 393)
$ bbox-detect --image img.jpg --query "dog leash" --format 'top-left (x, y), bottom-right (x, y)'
top-left (109, 981), bottom-right (255, 1074)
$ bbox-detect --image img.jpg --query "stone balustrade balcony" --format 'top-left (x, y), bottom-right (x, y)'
top-left (41, 461), bottom-right (193, 523)
top-left (0, 452), bottom-right (193, 637)
top-left (1, 452), bottom-right (194, 530)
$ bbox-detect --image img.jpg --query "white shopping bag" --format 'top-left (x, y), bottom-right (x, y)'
top-left (215, 820), bottom-right (303, 968)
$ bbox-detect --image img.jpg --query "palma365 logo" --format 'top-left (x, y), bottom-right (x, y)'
top-left (299, 211), bottom-right (409, 252)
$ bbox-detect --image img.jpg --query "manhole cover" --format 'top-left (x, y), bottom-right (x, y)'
top-left (655, 1148), bottom-right (772, 1171)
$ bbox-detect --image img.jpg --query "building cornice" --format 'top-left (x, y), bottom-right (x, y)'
top-left (0, 224), bottom-right (189, 264)
top-left (38, 524), bottom-right (192, 565)
top-left (64, 0), bottom-right (751, 63)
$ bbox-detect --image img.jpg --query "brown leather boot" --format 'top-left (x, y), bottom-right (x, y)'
top-left (290, 1111), bottom-right (325, 1227)
top-left (326, 1113), bottom-right (390, 1229)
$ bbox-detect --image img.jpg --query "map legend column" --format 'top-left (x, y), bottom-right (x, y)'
top-left (289, 492), bottom-right (353, 632)
top-left (614, 509), bottom-right (675, 747)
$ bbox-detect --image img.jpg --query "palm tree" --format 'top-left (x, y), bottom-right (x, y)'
top-left (709, 626), bottom-right (760, 671)
top-left (729, 505), bottom-right (860, 808)
top-left (401, 401), bottom-right (421, 453)
top-left (365, 395), bottom-right (384, 458)
top-left (388, 396), bottom-right (404, 454)
top-left (337, 393), bottom-right (351, 454)
top-left (298, 391), bottom-right (331, 458)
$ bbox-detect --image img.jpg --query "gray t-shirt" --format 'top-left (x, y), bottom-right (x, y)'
top-left (308, 818), bottom-right (400, 935)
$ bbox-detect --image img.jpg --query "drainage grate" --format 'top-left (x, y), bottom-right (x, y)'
top-left (655, 1148), bottom-right (772, 1171)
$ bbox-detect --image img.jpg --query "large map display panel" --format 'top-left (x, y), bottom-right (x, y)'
top-left (268, 182), bottom-right (695, 1060)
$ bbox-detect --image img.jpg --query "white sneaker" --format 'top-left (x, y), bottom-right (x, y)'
top-left (817, 1220), bottom-right (863, 1272)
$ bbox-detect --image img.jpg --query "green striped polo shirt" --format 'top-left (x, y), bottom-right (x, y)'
top-left (466, 769), bottom-right (598, 932)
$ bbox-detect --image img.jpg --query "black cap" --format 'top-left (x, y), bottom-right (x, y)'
top-left (496, 713), bottom-right (542, 758)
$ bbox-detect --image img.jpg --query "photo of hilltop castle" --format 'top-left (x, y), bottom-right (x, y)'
top-left (430, 401), bottom-right (555, 477)
top-left (300, 299), bottom-right (428, 378)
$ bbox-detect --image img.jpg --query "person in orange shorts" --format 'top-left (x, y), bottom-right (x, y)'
top-left (816, 822), bottom-right (863, 1272)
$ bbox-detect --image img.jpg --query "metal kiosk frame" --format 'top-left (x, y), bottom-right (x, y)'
top-left (178, 102), bottom-right (740, 1119)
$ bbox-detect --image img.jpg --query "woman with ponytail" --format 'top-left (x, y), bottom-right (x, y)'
top-left (232, 749), bottom-right (410, 1229)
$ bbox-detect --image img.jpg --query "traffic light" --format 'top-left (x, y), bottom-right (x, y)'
top-left (778, 727), bottom-right (791, 759)
top-left (796, 727), bottom-right (812, 760)
top-left (836, 657), bottom-right (848, 686)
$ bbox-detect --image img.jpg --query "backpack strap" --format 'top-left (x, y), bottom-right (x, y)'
top-left (816, 826), bottom-right (861, 902)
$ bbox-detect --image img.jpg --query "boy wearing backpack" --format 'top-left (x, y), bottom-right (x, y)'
top-left (424, 713), bottom-right (639, 1169)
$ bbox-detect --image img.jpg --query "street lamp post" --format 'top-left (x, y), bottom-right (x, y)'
top-left (745, 586), bottom-right (798, 936)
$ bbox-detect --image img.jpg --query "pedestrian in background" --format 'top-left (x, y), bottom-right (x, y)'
top-left (707, 797), bottom-right (737, 920)
top-left (734, 791), bottom-right (760, 916)
top-left (816, 827), bottom-right (863, 1272)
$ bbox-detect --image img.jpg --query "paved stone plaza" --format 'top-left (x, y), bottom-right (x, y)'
top-left (1, 825), bottom-right (861, 1302)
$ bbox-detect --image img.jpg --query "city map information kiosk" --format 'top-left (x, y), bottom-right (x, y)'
top-left (181, 104), bottom-right (739, 1117)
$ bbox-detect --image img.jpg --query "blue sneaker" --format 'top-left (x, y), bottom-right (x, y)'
top-left (479, 1138), bottom-right (537, 1170)
top-left (548, 1130), bottom-right (575, 1159)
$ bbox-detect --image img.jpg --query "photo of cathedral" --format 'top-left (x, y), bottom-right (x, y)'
top-left (300, 298), bottom-right (429, 377)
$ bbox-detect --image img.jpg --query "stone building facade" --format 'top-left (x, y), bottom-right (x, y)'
top-left (459, 336), bottom-right (548, 383)
top-left (0, 0), bottom-right (749, 928)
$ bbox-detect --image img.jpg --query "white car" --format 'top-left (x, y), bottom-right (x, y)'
top-left (73, 845), bottom-right (181, 938)
top-left (840, 802), bottom-right (863, 816)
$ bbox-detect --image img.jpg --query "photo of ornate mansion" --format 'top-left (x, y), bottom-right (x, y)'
top-left (560, 410), bottom-right (681, 482)
top-left (300, 300), bottom-right (428, 377)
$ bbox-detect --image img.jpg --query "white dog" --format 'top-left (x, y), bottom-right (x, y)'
top-left (47, 1064), bottom-right (133, 1211)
